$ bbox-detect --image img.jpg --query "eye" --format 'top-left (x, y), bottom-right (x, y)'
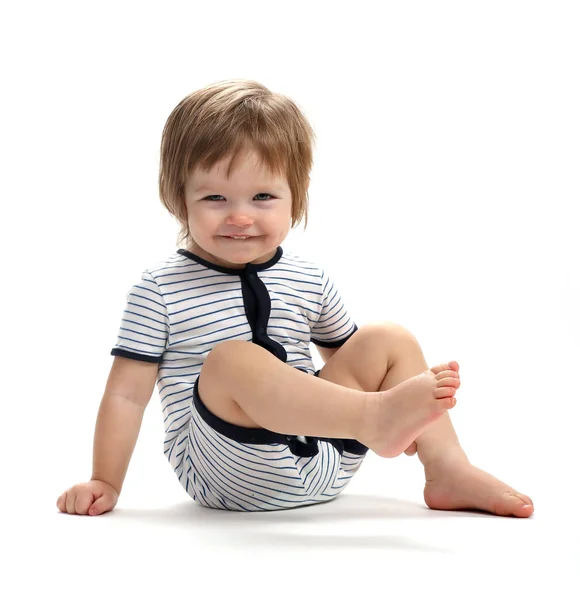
top-left (203, 193), bottom-right (275, 201)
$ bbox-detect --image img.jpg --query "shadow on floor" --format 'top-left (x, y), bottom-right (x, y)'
top-left (105, 494), bottom-right (492, 552)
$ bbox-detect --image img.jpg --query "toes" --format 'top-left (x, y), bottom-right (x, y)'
top-left (516, 493), bottom-right (534, 512)
top-left (435, 376), bottom-right (460, 388)
top-left (431, 362), bottom-right (460, 375)
top-left (436, 369), bottom-right (459, 378)
top-left (436, 395), bottom-right (456, 408)
top-left (430, 363), bottom-right (451, 375)
top-left (513, 500), bottom-right (534, 517)
top-left (497, 491), bottom-right (534, 517)
top-left (435, 386), bottom-right (458, 399)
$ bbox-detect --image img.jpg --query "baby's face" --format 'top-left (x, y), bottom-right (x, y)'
top-left (183, 149), bottom-right (293, 268)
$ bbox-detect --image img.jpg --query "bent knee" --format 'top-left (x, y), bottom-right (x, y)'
top-left (199, 340), bottom-right (261, 428)
top-left (205, 340), bottom-right (250, 367)
top-left (360, 321), bottom-right (418, 345)
top-left (203, 340), bottom-right (262, 381)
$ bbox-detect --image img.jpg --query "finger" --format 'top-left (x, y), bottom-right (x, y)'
top-left (66, 491), bottom-right (77, 515)
top-left (75, 491), bottom-right (94, 515)
top-left (57, 493), bottom-right (66, 512)
top-left (89, 494), bottom-right (114, 516)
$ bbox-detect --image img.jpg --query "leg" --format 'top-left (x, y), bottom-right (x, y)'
top-left (198, 339), bottom-right (458, 458)
top-left (199, 340), bottom-right (366, 439)
top-left (376, 326), bottom-right (466, 466)
top-left (317, 322), bottom-right (535, 518)
top-left (318, 322), bottom-right (463, 465)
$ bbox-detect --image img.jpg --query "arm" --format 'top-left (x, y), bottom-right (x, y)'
top-left (91, 356), bottom-right (159, 495)
top-left (57, 356), bottom-right (159, 516)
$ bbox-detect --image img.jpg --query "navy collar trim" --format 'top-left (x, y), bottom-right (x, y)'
top-left (176, 246), bottom-right (283, 274)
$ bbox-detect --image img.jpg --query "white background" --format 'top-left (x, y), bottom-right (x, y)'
top-left (1, 1), bottom-right (579, 598)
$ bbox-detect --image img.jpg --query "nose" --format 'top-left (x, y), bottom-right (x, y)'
top-left (225, 212), bottom-right (254, 227)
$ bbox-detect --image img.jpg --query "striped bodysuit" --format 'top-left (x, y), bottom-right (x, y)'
top-left (111, 246), bottom-right (367, 511)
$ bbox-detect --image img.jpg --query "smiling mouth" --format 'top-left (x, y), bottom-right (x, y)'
top-left (220, 235), bottom-right (257, 240)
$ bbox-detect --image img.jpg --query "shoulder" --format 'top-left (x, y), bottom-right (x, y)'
top-left (120, 252), bottom-right (199, 302)
top-left (277, 248), bottom-right (324, 279)
top-left (139, 250), bottom-right (199, 284)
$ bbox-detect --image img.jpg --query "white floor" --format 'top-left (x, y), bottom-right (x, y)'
top-left (7, 426), bottom-right (579, 599)
top-left (5, 272), bottom-right (580, 599)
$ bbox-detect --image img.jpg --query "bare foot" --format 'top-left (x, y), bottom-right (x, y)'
top-left (361, 363), bottom-right (460, 458)
top-left (424, 456), bottom-right (534, 518)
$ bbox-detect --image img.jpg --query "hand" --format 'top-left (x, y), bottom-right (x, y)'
top-left (56, 480), bottom-right (119, 516)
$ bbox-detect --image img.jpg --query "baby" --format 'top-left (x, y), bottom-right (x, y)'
top-left (57, 79), bottom-right (534, 517)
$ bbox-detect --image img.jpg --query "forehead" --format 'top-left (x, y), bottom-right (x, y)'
top-left (190, 151), bottom-right (287, 192)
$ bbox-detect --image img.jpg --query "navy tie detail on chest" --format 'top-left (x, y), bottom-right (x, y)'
top-left (240, 264), bottom-right (287, 362)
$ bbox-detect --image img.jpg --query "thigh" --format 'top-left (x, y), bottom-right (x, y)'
top-left (199, 340), bottom-right (263, 428)
top-left (316, 321), bottom-right (414, 392)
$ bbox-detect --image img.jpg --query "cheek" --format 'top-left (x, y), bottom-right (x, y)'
top-left (268, 206), bottom-right (292, 228)
top-left (188, 209), bottom-right (215, 233)
top-left (270, 220), bottom-right (291, 240)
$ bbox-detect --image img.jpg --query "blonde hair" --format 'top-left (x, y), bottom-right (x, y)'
top-left (158, 79), bottom-right (316, 248)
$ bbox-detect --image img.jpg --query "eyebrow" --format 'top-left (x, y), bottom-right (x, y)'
top-left (194, 184), bottom-right (284, 194)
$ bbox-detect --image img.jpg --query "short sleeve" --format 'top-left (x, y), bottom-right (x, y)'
top-left (110, 271), bottom-right (169, 363)
top-left (310, 268), bottom-right (358, 348)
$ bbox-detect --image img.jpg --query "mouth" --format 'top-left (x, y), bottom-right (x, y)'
top-left (220, 235), bottom-right (257, 240)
